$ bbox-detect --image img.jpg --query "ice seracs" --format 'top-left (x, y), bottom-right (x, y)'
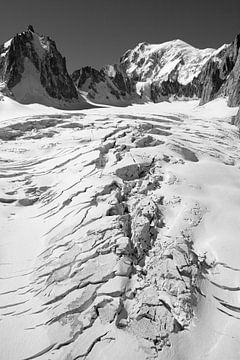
top-left (0, 98), bottom-right (240, 359)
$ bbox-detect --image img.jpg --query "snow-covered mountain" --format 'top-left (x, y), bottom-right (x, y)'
top-left (0, 26), bottom-right (93, 109)
top-left (120, 39), bottom-right (215, 101)
top-left (1, 26), bottom-right (240, 108)
top-left (74, 35), bottom-right (240, 106)
top-left (72, 40), bottom-right (215, 105)
top-left (2, 25), bottom-right (240, 360)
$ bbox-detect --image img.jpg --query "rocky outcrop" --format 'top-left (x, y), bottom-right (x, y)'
top-left (200, 34), bottom-right (240, 105)
top-left (1, 26), bottom-right (240, 108)
top-left (0, 26), bottom-right (91, 109)
top-left (72, 36), bottom-right (240, 107)
top-left (73, 35), bottom-right (240, 107)
top-left (232, 107), bottom-right (240, 127)
top-left (226, 37), bottom-right (240, 106)
top-left (150, 77), bottom-right (202, 103)
top-left (72, 64), bottom-right (138, 105)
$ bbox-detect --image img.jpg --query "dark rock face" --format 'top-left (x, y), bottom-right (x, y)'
top-left (27, 25), bottom-right (35, 32)
top-left (104, 64), bottom-right (133, 95)
top-left (73, 35), bottom-right (240, 107)
top-left (72, 64), bottom-right (136, 105)
top-left (233, 107), bottom-right (240, 127)
top-left (0, 27), bottom-right (82, 108)
top-left (199, 60), bottom-right (225, 105)
top-left (72, 66), bottom-right (105, 89)
top-left (1, 27), bottom-right (240, 108)
top-left (151, 78), bottom-right (202, 103)
top-left (226, 45), bottom-right (240, 107)
top-left (73, 37), bottom-right (240, 106)
top-left (200, 34), bottom-right (240, 106)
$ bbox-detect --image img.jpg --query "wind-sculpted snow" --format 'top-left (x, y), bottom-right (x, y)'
top-left (0, 100), bottom-right (240, 360)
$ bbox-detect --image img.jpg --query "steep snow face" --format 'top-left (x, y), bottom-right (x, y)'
top-left (0, 99), bottom-right (240, 360)
top-left (0, 27), bottom-right (92, 109)
top-left (121, 40), bottom-right (214, 86)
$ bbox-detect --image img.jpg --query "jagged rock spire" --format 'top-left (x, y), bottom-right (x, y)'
top-left (27, 25), bottom-right (35, 32)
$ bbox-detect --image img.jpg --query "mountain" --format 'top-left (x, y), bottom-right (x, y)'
top-left (71, 65), bottom-right (139, 106)
top-left (73, 35), bottom-right (240, 107)
top-left (233, 106), bottom-right (240, 126)
top-left (200, 34), bottom-right (240, 106)
top-left (119, 39), bottom-right (215, 102)
top-left (0, 25), bottom-right (93, 109)
top-left (1, 26), bottom-right (240, 108)
top-left (2, 26), bottom-right (240, 360)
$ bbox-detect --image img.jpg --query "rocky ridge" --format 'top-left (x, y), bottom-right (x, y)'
top-left (74, 35), bottom-right (240, 106)
top-left (1, 26), bottom-right (240, 108)
top-left (0, 26), bottom-right (91, 109)
top-left (71, 65), bottom-right (138, 106)
top-left (200, 34), bottom-right (240, 106)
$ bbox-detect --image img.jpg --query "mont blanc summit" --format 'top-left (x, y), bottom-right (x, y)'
top-left (0, 25), bottom-right (240, 360)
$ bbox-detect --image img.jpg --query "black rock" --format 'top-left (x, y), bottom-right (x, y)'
top-left (72, 64), bottom-right (136, 105)
top-left (233, 107), bottom-right (240, 127)
top-left (27, 25), bottom-right (35, 32)
top-left (0, 27), bottom-right (90, 109)
top-left (200, 34), bottom-right (240, 106)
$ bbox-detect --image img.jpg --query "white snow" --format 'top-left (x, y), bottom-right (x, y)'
top-left (0, 98), bottom-right (240, 360)
top-left (123, 39), bottom-right (216, 87)
top-left (0, 94), bottom-right (65, 121)
top-left (3, 38), bottom-right (12, 49)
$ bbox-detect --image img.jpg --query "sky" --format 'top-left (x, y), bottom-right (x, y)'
top-left (0, 0), bottom-right (240, 73)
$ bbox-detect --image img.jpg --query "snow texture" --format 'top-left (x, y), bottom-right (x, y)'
top-left (0, 98), bottom-right (240, 360)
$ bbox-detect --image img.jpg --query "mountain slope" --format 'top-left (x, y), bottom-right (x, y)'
top-left (200, 34), bottom-right (240, 105)
top-left (72, 65), bottom-right (141, 106)
top-left (120, 40), bottom-right (215, 101)
top-left (73, 35), bottom-right (240, 107)
top-left (0, 26), bottom-right (93, 109)
top-left (1, 26), bottom-right (240, 108)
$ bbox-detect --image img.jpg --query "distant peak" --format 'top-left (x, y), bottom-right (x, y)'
top-left (27, 25), bottom-right (35, 32)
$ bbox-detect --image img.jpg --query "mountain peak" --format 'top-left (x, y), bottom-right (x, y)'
top-left (0, 27), bottom-right (92, 109)
top-left (27, 24), bottom-right (35, 33)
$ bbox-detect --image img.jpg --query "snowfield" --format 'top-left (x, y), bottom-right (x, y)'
top-left (0, 98), bottom-right (240, 360)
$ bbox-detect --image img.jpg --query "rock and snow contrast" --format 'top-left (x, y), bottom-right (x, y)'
top-left (1, 26), bottom-right (240, 108)
top-left (73, 35), bottom-right (240, 107)
top-left (1, 26), bottom-right (240, 360)
top-left (0, 26), bottom-right (92, 109)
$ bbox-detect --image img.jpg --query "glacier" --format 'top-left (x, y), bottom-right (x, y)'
top-left (0, 97), bottom-right (240, 360)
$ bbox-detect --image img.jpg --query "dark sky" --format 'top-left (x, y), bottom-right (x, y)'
top-left (1, 0), bottom-right (240, 73)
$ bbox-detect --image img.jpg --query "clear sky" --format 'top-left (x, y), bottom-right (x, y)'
top-left (1, 0), bottom-right (240, 73)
